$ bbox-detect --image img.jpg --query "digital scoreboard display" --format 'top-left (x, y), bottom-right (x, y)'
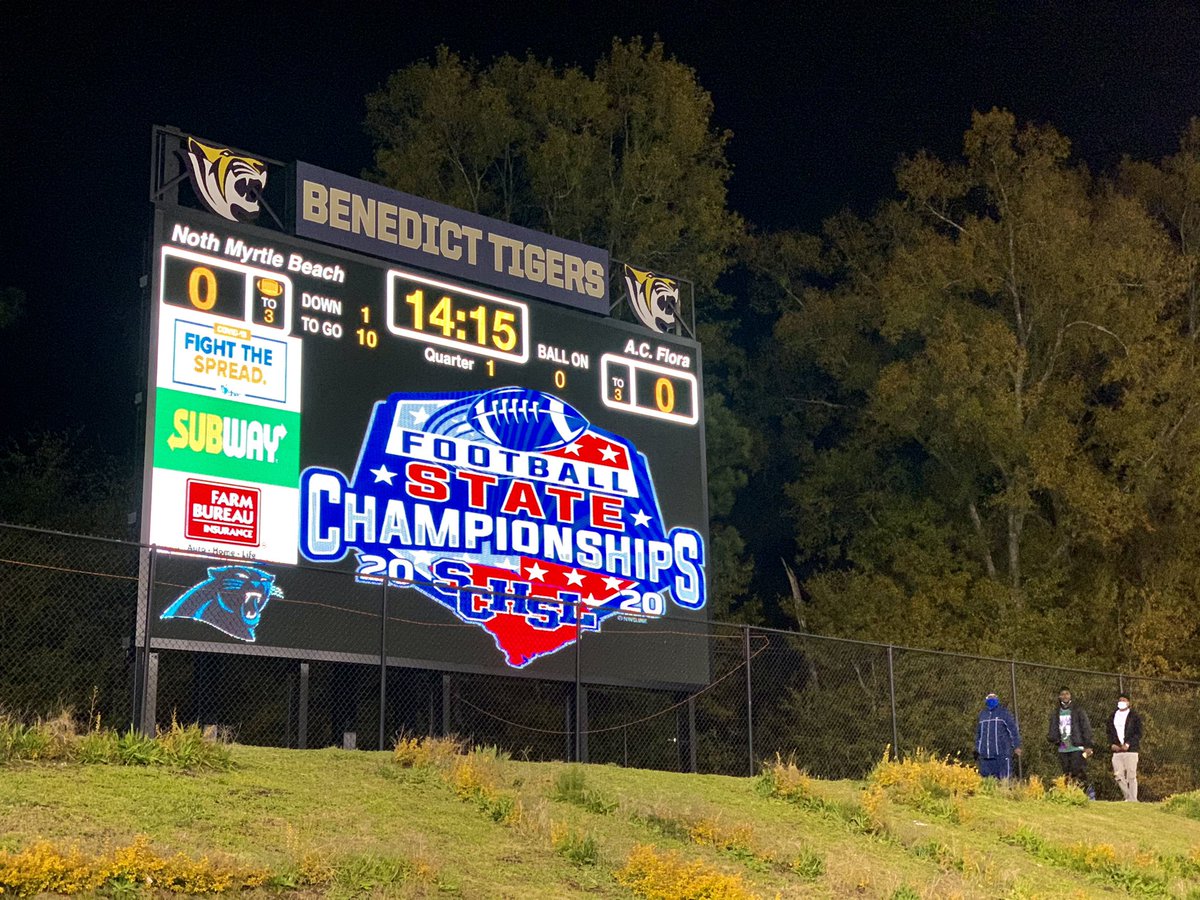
top-left (143, 198), bottom-right (710, 687)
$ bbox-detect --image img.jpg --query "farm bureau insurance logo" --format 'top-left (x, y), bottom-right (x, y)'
top-left (299, 387), bottom-right (706, 668)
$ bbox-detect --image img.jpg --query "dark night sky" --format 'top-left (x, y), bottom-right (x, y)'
top-left (4, 1), bottom-right (1200, 458)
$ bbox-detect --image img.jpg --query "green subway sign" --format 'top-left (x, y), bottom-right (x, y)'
top-left (154, 388), bottom-right (300, 487)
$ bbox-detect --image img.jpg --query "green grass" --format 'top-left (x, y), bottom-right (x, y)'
top-left (1165, 790), bottom-right (1200, 821)
top-left (4, 745), bottom-right (1200, 897)
top-left (0, 713), bottom-right (232, 769)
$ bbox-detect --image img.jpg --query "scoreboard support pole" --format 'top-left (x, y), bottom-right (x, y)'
top-left (141, 653), bottom-right (159, 738)
top-left (134, 545), bottom-right (160, 737)
top-left (687, 696), bottom-right (698, 774)
top-left (297, 662), bottom-right (309, 749)
top-left (378, 580), bottom-right (389, 751)
top-left (565, 687), bottom-right (590, 764)
top-left (578, 688), bottom-right (589, 764)
top-left (675, 693), bottom-right (697, 773)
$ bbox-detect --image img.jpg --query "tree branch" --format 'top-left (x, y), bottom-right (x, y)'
top-left (923, 201), bottom-right (966, 235)
top-left (792, 397), bottom-right (850, 410)
top-left (1064, 320), bottom-right (1130, 356)
top-left (967, 499), bottom-right (997, 579)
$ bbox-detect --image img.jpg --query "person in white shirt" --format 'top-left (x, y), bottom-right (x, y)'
top-left (1105, 693), bottom-right (1143, 802)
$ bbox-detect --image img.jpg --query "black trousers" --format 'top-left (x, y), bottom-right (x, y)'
top-left (1057, 750), bottom-right (1088, 787)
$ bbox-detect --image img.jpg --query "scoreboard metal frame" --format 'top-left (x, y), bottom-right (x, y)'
top-left (141, 138), bottom-right (710, 690)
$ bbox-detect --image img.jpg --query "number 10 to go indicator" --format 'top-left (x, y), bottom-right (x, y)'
top-left (600, 354), bottom-right (699, 426)
top-left (385, 268), bottom-right (529, 363)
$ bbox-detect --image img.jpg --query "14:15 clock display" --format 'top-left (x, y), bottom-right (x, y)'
top-left (385, 268), bottom-right (529, 363)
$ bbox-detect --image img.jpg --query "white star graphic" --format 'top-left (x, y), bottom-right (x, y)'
top-left (370, 464), bottom-right (396, 484)
top-left (410, 406), bottom-right (429, 426)
top-left (631, 510), bottom-right (652, 527)
top-left (409, 549), bottom-right (435, 569)
top-left (561, 442), bottom-right (582, 456)
top-left (524, 562), bottom-right (548, 581)
top-left (582, 593), bottom-right (601, 607)
top-left (564, 568), bottom-right (586, 586)
top-left (598, 444), bottom-right (619, 462)
top-left (603, 576), bottom-right (624, 592)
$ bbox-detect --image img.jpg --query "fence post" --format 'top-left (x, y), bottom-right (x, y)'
top-left (131, 546), bottom-right (146, 733)
top-left (298, 662), bottom-right (309, 749)
top-left (143, 653), bottom-right (158, 738)
top-left (578, 687), bottom-right (589, 764)
top-left (687, 695), bottom-right (697, 774)
top-left (574, 604), bottom-right (582, 764)
top-left (887, 645), bottom-right (899, 759)
top-left (379, 578), bottom-right (388, 751)
top-left (137, 545), bottom-right (158, 736)
top-left (1011, 660), bottom-right (1023, 779)
top-left (744, 625), bottom-right (754, 777)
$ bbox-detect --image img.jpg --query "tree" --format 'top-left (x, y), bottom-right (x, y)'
top-left (754, 110), bottom-right (1200, 668)
top-left (0, 287), bottom-right (25, 329)
top-left (364, 40), bottom-right (758, 618)
top-left (0, 431), bottom-right (135, 537)
top-left (365, 39), bottom-right (741, 293)
top-left (1110, 117), bottom-right (1200, 674)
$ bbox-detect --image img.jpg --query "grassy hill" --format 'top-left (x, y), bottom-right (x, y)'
top-left (3, 734), bottom-right (1200, 898)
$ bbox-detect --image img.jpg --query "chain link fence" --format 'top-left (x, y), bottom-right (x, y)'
top-left (3, 523), bottom-right (1199, 799)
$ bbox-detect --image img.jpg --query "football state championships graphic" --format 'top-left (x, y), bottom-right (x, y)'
top-left (300, 387), bottom-right (706, 668)
top-left (160, 566), bottom-right (283, 641)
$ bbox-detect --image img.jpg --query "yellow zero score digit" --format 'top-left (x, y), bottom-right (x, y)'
top-left (188, 266), bottom-right (217, 310)
top-left (655, 377), bottom-right (676, 412)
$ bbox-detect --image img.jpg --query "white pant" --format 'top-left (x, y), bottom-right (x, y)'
top-left (1112, 751), bottom-right (1138, 801)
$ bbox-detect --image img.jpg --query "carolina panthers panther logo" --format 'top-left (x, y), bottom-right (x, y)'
top-left (160, 566), bottom-right (282, 642)
top-left (623, 265), bottom-right (679, 334)
top-left (182, 137), bottom-right (267, 222)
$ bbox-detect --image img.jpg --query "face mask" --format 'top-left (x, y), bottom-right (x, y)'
top-left (1117, 701), bottom-right (1129, 710)
top-left (986, 697), bottom-right (999, 710)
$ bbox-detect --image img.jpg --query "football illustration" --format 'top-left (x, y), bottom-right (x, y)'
top-left (465, 387), bottom-right (589, 451)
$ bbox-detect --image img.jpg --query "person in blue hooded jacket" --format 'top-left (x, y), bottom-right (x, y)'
top-left (975, 691), bottom-right (1022, 779)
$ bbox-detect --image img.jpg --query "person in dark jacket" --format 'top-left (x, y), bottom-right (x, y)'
top-left (1047, 686), bottom-right (1093, 795)
top-left (975, 692), bottom-right (1022, 779)
top-left (1106, 693), bottom-right (1143, 801)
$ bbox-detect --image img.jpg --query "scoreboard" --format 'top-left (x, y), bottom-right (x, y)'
top-left (143, 144), bottom-right (709, 687)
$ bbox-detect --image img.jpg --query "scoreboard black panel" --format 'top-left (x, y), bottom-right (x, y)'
top-left (144, 207), bottom-right (710, 687)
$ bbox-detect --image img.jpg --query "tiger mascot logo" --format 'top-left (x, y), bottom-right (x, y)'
top-left (623, 265), bottom-right (679, 334)
top-left (182, 137), bottom-right (267, 222)
top-left (160, 565), bottom-right (283, 642)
